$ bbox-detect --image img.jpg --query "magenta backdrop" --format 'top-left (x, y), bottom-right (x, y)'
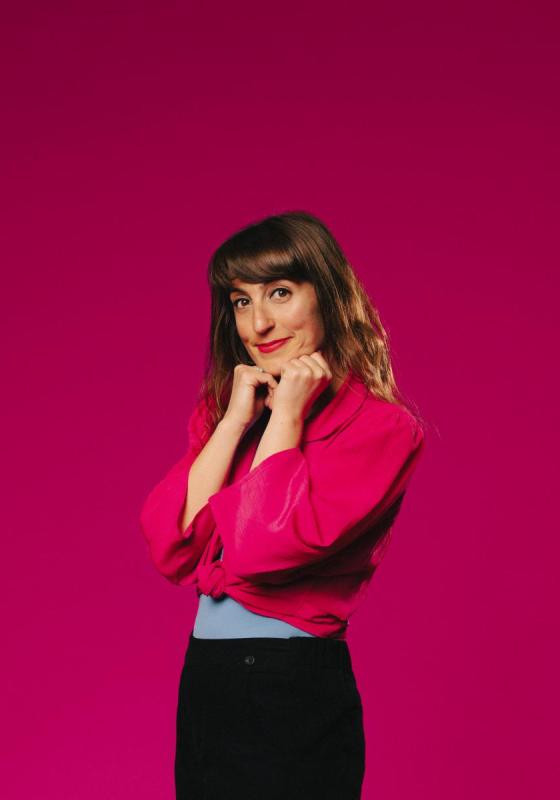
top-left (2, 2), bottom-right (558, 798)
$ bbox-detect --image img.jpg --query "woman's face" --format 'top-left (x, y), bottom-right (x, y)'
top-left (229, 278), bottom-right (326, 377)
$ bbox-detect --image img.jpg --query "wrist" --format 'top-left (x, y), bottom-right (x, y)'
top-left (217, 415), bottom-right (250, 439)
top-left (269, 406), bottom-right (304, 429)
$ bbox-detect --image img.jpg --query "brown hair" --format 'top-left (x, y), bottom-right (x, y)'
top-left (195, 210), bottom-right (427, 440)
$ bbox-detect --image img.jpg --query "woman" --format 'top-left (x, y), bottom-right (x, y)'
top-left (139, 210), bottom-right (426, 799)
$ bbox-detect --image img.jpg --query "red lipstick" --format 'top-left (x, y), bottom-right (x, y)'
top-left (256, 337), bottom-right (291, 353)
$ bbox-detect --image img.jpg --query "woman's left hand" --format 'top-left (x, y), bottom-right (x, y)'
top-left (264, 350), bottom-right (333, 419)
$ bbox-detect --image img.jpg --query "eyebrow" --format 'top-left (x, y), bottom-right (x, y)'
top-left (228, 279), bottom-right (289, 296)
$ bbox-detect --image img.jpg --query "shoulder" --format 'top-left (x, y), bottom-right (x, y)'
top-left (349, 389), bottom-right (424, 448)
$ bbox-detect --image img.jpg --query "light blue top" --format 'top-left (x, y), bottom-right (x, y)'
top-left (193, 547), bottom-right (316, 639)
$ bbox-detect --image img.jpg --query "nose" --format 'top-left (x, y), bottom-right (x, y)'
top-left (251, 308), bottom-right (275, 336)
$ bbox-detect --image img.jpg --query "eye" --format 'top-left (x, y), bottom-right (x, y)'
top-left (231, 287), bottom-right (291, 309)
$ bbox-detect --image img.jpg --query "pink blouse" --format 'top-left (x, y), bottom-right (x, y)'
top-left (139, 371), bottom-right (426, 639)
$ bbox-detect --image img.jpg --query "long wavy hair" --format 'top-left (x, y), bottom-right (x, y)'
top-left (195, 210), bottom-right (427, 442)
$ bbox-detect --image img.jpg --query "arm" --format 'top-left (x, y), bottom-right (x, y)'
top-left (249, 407), bottom-right (304, 470)
top-left (139, 398), bottom-right (246, 585)
top-left (182, 414), bottom-right (248, 531)
top-left (208, 404), bottom-right (426, 584)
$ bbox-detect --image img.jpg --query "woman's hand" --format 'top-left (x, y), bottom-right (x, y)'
top-left (266, 350), bottom-right (333, 420)
top-left (223, 364), bottom-right (279, 430)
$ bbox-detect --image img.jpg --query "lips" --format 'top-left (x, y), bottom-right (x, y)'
top-left (256, 337), bottom-right (291, 353)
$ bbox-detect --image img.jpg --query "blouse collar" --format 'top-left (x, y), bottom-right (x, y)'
top-left (301, 369), bottom-right (368, 443)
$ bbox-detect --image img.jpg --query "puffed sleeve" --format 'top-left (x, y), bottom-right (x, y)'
top-left (208, 405), bottom-right (425, 584)
top-left (139, 397), bottom-right (216, 586)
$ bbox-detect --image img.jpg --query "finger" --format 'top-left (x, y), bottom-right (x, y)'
top-left (254, 375), bottom-right (278, 400)
top-left (300, 352), bottom-right (332, 380)
top-left (243, 366), bottom-right (279, 391)
top-left (310, 351), bottom-right (332, 376)
top-left (262, 373), bottom-right (279, 390)
top-left (296, 354), bottom-right (325, 378)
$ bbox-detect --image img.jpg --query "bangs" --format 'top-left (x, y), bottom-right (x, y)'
top-left (210, 230), bottom-right (310, 292)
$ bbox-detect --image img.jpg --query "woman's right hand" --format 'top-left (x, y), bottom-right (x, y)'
top-left (222, 364), bottom-right (279, 431)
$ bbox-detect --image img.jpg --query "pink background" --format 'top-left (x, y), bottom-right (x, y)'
top-left (2, 2), bottom-right (558, 798)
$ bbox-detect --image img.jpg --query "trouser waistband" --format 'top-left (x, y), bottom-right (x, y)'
top-left (184, 629), bottom-right (353, 671)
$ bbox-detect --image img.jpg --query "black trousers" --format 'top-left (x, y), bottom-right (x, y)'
top-left (175, 629), bottom-right (366, 800)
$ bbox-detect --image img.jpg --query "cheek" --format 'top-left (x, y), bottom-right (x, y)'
top-left (289, 311), bottom-right (323, 336)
